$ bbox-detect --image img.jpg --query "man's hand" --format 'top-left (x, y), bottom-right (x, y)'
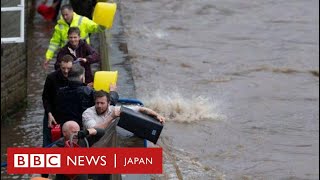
top-left (113, 107), bottom-right (121, 118)
top-left (138, 107), bottom-right (165, 124)
top-left (156, 115), bottom-right (166, 124)
top-left (79, 58), bottom-right (87, 63)
top-left (99, 25), bottom-right (106, 30)
top-left (87, 82), bottom-right (93, 88)
top-left (109, 83), bottom-right (117, 92)
top-left (87, 128), bottom-right (97, 135)
top-left (48, 112), bottom-right (57, 128)
top-left (100, 107), bottom-right (120, 129)
top-left (77, 129), bottom-right (89, 139)
top-left (43, 60), bottom-right (50, 70)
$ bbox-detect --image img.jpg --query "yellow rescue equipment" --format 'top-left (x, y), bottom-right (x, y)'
top-left (93, 2), bottom-right (117, 29)
top-left (93, 71), bottom-right (118, 92)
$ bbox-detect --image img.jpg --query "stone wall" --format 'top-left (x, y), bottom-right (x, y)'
top-left (1, 0), bottom-right (31, 116)
top-left (1, 43), bottom-right (27, 116)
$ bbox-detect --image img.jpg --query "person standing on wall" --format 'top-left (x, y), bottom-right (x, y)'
top-left (43, 4), bottom-right (105, 69)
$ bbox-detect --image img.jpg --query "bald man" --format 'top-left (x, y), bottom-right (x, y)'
top-left (52, 120), bottom-right (105, 148)
top-left (51, 121), bottom-right (105, 180)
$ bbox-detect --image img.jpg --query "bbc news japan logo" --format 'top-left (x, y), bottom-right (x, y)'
top-left (8, 148), bottom-right (162, 174)
top-left (14, 154), bottom-right (61, 168)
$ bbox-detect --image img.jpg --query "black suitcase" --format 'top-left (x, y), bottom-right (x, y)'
top-left (118, 106), bottom-right (164, 144)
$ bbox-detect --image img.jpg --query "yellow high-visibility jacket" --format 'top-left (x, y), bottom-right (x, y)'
top-left (45, 12), bottom-right (104, 60)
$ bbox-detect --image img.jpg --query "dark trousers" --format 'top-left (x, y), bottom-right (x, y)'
top-left (42, 113), bottom-right (52, 147)
top-left (42, 113), bottom-right (52, 178)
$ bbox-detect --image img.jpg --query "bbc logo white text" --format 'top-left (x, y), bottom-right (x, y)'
top-left (14, 154), bottom-right (61, 168)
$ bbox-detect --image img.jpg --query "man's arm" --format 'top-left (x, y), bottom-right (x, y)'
top-left (93, 115), bottom-right (116, 129)
top-left (84, 42), bottom-right (101, 64)
top-left (109, 84), bottom-right (119, 105)
top-left (42, 75), bottom-right (53, 113)
top-left (78, 128), bottom-right (106, 147)
top-left (82, 106), bottom-right (119, 129)
top-left (83, 17), bottom-right (105, 34)
top-left (44, 25), bottom-right (62, 68)
top-left (42, 74), bottom-right (58, 127)
top-left (78, 128), bottom-right (105, 138)
top-left (82, 107), bottom-right (97, 129)
top-left (109, 91), bottom-right (119, 106)
top-left (82, 106), bottom-right (117, 129)
top-left (138, 107), bottom-right (165, 123)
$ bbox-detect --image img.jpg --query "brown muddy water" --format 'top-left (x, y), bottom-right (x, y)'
top-left (1, 0), bottom-right (319, 180)
top-left (120, 0), bottom-right (319, 179)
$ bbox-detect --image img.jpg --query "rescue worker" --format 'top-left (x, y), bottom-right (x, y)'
top-left (43, 4), bottom-right (105, 69)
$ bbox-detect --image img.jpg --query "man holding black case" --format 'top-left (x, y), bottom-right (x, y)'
top-left (82, 90), bottom-right (165, 144)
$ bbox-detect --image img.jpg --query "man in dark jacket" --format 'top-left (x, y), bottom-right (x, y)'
top-left (55, 63), bottom-right (119, 129)
top-left (42, 54), bottom-right (74, 147)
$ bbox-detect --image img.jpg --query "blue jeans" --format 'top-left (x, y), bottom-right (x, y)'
top-left (42, 113), bottom-right (52, 147)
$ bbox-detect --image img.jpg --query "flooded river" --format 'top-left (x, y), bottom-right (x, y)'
top-left (1, 0), bottom-right (319, 179)
top-left (120, 0), bottom-right (319, 179)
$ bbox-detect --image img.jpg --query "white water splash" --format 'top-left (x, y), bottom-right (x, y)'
top-left (140, 91), bottom-right (226, 123)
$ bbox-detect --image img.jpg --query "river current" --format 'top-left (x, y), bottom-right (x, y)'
top-left (1, 0), bottom-right (318, 179)
top-left (120, 0), bottom-right (319, 179)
